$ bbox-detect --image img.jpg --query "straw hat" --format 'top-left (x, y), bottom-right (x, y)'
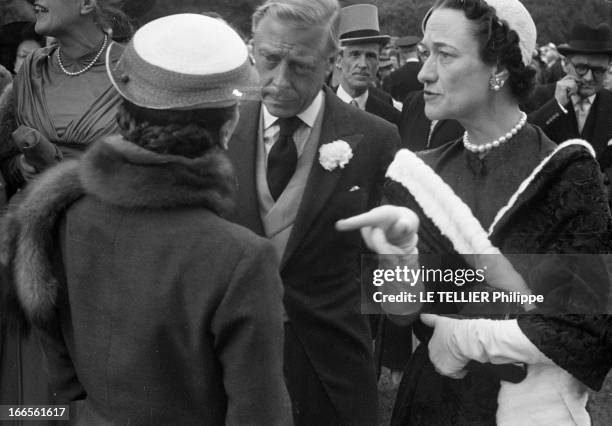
top-left (106, 13), bottom-right (256, 110)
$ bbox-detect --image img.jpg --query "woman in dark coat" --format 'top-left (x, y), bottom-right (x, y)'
top-left (1, 14), bottom-right (291, 425)
top-left (338, 0), bottom-right (612, 424)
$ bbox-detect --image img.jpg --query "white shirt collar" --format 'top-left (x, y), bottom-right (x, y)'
top-left (336, 83), bottom-right (369, 110)
top-left (571, 93), bottom-right (596, 107)
top-left (404, 57), bottom-right (420, 63)
top-left (262, 90), bottom-right (324, 130)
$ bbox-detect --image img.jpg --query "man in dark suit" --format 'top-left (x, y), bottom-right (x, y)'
top-left (227, 0), bottom-right (399, 424)
top-left (334, 4), bottom-right (400, 128)
top-left (382, 35), bottom-right (424, 102)
top-left (400, 90), bottom-right (463, 151)
top-left (528, 23), bottom-right (612, 177)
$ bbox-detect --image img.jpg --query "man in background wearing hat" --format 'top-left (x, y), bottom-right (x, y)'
top-left (529, 22), bottom-right (612, 187)
top-left (227, 0), bottom-right (399, 424)
top-left (382, 35), bottom-right (424, 102)
top-left (335, 4), bottom-right (400, 127)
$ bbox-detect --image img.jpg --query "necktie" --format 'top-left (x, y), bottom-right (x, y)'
top-left (572, 95), bottom-right (591, 134)
top-left (349, 99), bottom-right (360, 109)
top-left (267, 116), bottom-right (301, 200)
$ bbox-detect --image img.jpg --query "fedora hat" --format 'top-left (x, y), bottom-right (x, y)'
top-left (106, 14), bottom-right (258, 110)
top-left (557, 23), bottom-right (612, 56)
top-left (338, 4), bottom-right (390, 46)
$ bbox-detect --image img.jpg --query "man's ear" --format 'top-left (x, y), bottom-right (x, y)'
top-left (80, 0), bottom-right (97, 16)
top-left (334, 52), bottom-right (343, 70)
top-left (324, 50), bottom-right (337, 75)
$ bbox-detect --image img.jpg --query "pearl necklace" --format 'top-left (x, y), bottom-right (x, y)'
top-left (56, 33), bottom-right (108, 77)
top-left (463, 111), bottom-right (527, 154)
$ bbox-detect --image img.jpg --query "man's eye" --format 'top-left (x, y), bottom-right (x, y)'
top-left (260, 54), bottom-right (279, 67)
top-left (293, 63), bottom-right (313, 75)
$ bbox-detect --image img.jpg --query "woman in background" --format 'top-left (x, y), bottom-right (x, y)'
top-left (0, 0), bottom-right (132, 411)
top-left (0, 0), bottom-right (132, 197)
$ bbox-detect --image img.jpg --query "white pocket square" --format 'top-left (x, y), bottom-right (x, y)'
top-left (349, 185), bottom-right (360, 192)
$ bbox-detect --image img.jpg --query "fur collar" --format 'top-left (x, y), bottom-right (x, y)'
top-left (1, 136), bottom-right (236, 327)
top-left (0, 82), bottom-right (16, 152)
top-left (81, 135), bottom-right (236, 214)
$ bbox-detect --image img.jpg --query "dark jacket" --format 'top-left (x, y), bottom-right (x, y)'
top-left (528, 86), bottom-right (612, 188)
top-left (332, 85), bottom-right (400, 128)
top-left (365, 89), bottom-right (401, 128)
top-left (227, 86), bottom-right (399, 425)
top-left (399, 90), bottom-right (464, 151)
top-left (528, 86), bottom-right (612, 157)
top-left (0, 136), bottom-right (292, 425)
top-left (382, 61), bottom-right (423, 102)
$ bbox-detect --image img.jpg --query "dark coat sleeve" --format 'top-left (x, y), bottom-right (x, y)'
top-left (211, 240), bottom-right (293, 426)
top-left (517, 154), bottom-right (612, 391)
top-left (527, 97), bottom-right (569, 143)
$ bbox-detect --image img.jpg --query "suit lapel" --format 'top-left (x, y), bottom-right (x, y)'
top-left (227, 101), bottom-right (265, 235)
top-left (582, 91), bottom-right (612, 157)
top-left (282, 88), bottom-right (362, 266)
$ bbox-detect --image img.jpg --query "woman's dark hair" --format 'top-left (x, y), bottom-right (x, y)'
top-left (425, 0), bottom-right (536, 101)
top-left (93, 0), bottom-right (134, 42)
top-left (116, 100), bottom-right (236, 158)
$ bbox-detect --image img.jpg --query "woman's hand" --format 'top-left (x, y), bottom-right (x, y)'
top-left (421, 313), bottom-right (552, 380)
top-left (420, 314), bottom-right (470, 379)
top-left (335, 205), bottom-right (419, 255)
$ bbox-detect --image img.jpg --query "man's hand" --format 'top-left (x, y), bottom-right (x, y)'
top-left (554, 75), bottom-right (580, 106)
top-left (335, 205), bottom-right (419, 255)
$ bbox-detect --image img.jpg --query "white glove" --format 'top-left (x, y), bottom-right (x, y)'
top-left (336, 205), bottom-right (419, 255)
top-left (420, 314), bottom-right (553, 379)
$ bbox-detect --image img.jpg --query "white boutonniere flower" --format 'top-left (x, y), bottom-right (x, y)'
top-left (319, 140), bottom-right (353, 171)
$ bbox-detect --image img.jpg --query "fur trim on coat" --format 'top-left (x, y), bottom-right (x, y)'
top-left (0, 82), bottom-right (17, 158)
top-left (1, 135), bottom-right (236, 329)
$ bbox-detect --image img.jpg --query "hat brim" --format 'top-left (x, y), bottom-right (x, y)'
top-left (106, 41), bottom-right (260, 110)
top-left (340, 35), bottom-right (391, 46)
top-left (557, 44), bottom-right (612, 56)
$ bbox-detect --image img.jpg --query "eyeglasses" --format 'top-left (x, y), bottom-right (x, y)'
top-left (567, 59), bottom-right (611, 78)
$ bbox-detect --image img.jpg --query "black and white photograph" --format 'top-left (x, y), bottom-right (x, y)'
top-left (0, 0), bottom-right (611, 424)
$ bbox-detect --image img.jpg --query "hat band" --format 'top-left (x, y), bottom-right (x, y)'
top-left (120, 42), bottom-right (251, 91)
top-left (340, 29), bottom-right (383, 40)
top-left (107, 41), bottom-right (256, 110)
top-left (566, 39), bottom-right (612, 51)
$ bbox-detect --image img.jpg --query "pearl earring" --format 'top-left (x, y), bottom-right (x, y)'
top-left (489, 76), bottom-right (505, 91)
